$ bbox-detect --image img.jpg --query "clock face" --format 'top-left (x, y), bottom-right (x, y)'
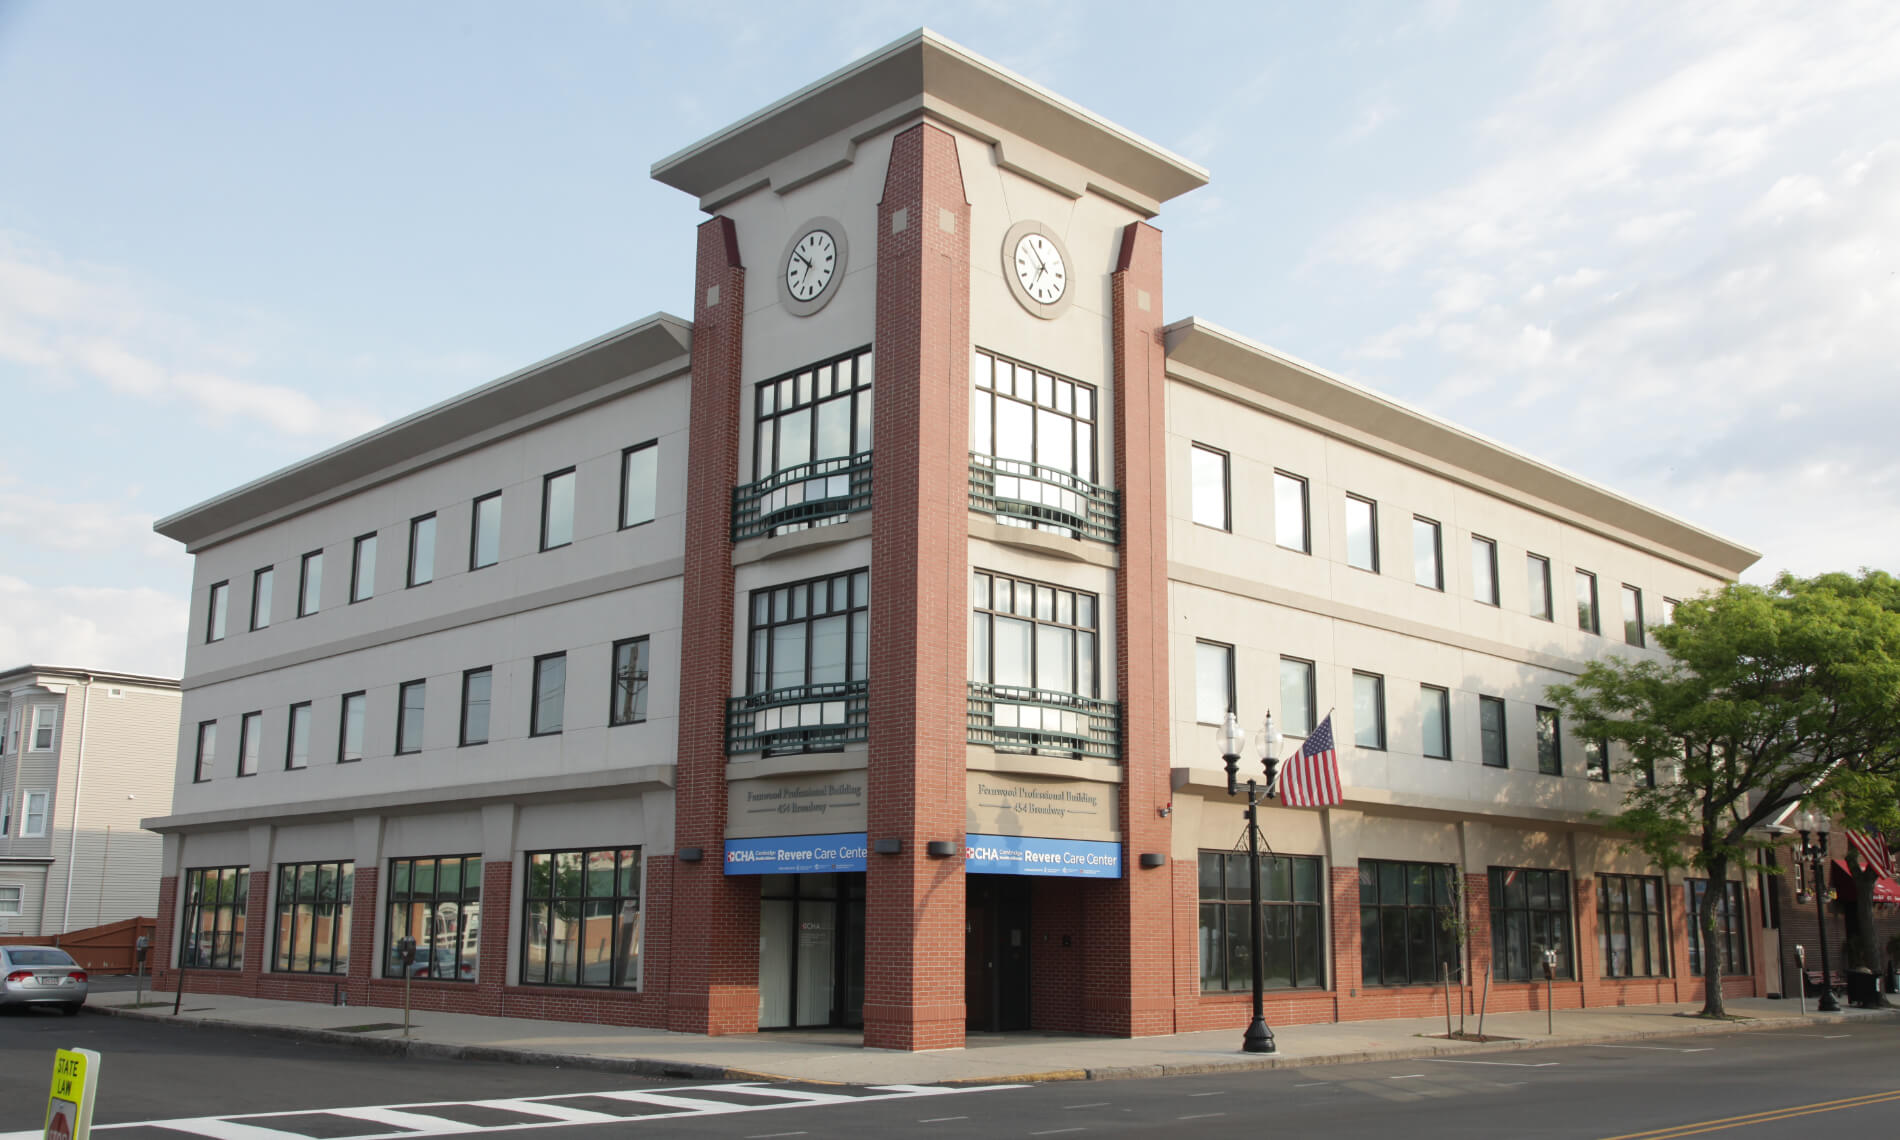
top-left (785, 229), bottom-right (837, 302)
top-left (1013, 232), bottom-right (1067, 304)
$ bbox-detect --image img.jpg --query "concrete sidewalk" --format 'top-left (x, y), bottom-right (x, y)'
top-left (87, 989), bottom-right (1894, 1086)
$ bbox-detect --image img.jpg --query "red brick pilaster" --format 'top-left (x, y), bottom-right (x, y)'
top-left (668, 214), bottom-right (760, 1035)
top-left (865, 122), bottom-right (970, 1051)
top-left (1465, 872), bottom-right (1493, 993)
top-left (346, 866), bottom-right (378, 1005)
top-left (1332, 865), bottom-right (1364, 1009)
top-left (1083, 221), bottom-right (1174, 1037)
top-left (1574, 873), bottom-right (1598, 1006)
top-left (151, 874), bottom-right (178, 990)
top-left (243, 867), bottom-right (270, 976)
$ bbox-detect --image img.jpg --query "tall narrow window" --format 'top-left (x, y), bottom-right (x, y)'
top-left (338, 692), bottom-right (365, 763)
top-left (238, 711), bottom-right (261, 777)
top-left (193, 720), bottom-right (218, 782)
top-left (1190, 444), bottom-right (1230, 531)
top-left (285, 702), bottom-right (311, 770)
top-left (611, 637), bottom-right (650, 726)
top-left (1536, 706), bottom-right (1562, 775)
top-left (1661, 597), bottom-right (1679, 626)
top-left (1413, 517), bottom-right (1443, 590)
top-left (30, 706), bottom-right (55, 751)
top-left (1345, 495), bottom-right (1378, 572)
top-left (396, 680), bottom-right (426, 755)
top-left (350, 533), bottom-right (377, 603)
top-left (1576, 569), bottom-right (1599, 633)
top-left (1195, 641), bottom-right (1235, 725)
top-left (1527, 554), bottom-right (1552, 620)
top-left (274, 860), bottom-right (353, 975)
top-left (460, 667), bottom-right (492, 746)
top-left (251, 566), bottom-right (274, 629)
top-left (1274, 471), bottom-right (1310, 553)
top-left (530, 653), bottom-right (566, 737)
top-left (178, 867), bottom-right (249, 970)
top-left (1471, 536), bottom-right (1498, 605)
top-left (620, 441), bottom-right (659, 528)
top-left (407, 514), bottom-right (436, 587)
top-left (23, 791), bottom-right (49, 837)
top-left (1622, 584), bottom-right (1645, 646)
top-left (1, 791), bottom-right (10, 836)
top-left (1584, 737), bottom-right (1610, 782)
top-left (206, 581), bottom-right (229, 642)
top-left (470, 491), bottom-right (502, 569)
top-left (1352, 671), bottom-right (1386, 750)
top-left (298, 550), bottom-right (323, 617)
top-left (1479, 695), bottom-right (1507, 768)
top-left (541, 468), bottom-right (576, 550)
top-left (1598, 874), bottom-right (1668, 979)
top-left (1421, 684), bottom-right (1450, 759)
top-left (1280, 657), bottom-right (1316, 737)
top-left (1489, 866), bottom-right (1574, 981)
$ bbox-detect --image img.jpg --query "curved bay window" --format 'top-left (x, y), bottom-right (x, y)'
top-left (386, 855), bottom-right (481, 982)
top-left (968, 570), bottom-right (1116, 759)
top-left (273, 860), bottom-right (352, 975)
top-left (1198, 852), bottom-right (1325, 991)
top-left (969, 349), bottom-right (1115, 543)
top-left (736, 347), bottom-right (873, 540)
top-left (179, 866), bottom-right (248, 970)
top-left (729, 570), bottom-right (869, 755)
top-left (521, 848), bottom-right (643, 989)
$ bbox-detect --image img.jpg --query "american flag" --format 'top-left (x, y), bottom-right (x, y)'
top-left (1846, 829), bottom-right (1894, 878)
top-left (1277, 713), bottom-right (1342, 808)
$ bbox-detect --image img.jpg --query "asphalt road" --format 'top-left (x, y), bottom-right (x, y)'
top-left (4, 1009), bottom-right (1898, 1140)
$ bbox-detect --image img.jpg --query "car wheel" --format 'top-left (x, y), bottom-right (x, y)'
top-left (60, 1004), bottom-right (83, 1017)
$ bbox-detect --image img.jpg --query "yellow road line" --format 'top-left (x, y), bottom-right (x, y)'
top-left (1597, 1089), bottom-right (1900, 1139)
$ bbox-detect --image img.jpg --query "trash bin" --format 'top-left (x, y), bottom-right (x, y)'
top-left (1846, 968), bottom-right (1879, 1007)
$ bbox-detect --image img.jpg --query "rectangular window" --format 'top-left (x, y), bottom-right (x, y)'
top-left (1413, 517), bottom-right (1443, 590)
top-left (1598, 874), bottom-right (1668, 978)
top-left (1622, 584), bottom-right (1644, 646)
top-left (298, 550), bottom-right (323, 617)
top-left (338, 692), bottom-right (365, 763)
top-left (971, 348), bottom-right (1092, 483)
top-left (1, 791), bottom-right (10, 835)
top-left (0, 885), bottom-right (19, 916)
top-left (407, 514), bottom-right (436, 587)
top-left (251, 566), bottom-right (273, 630)
top-left (193, 720), bottom-right (218, 782)
top-left (1194, 641), bottom-right (1236, 725)
top-left (1479, 695), bottom-right (1507, 768)
top-left (238, 711), bottom-right (262, 777)
top-left (350, 533), bottom-right (377, 602)
top-left (1576, 569), bottom-right (1600, 633)
top-left (1536, 706), bottom-right (1562, 775)
top-left (1280, 657), bottom-right (1316, 737)
top-left (1489, 866), bottom-right (1574, 981)
top-left (1527, 554), bottom-right (1552, 620)
top-left (744, 571), bottom-right (873, 751)
top-left (31, 706), bottom-right (56, 752)
top-left (273, 860), bottom-right (352, 975)
top-left (754, 346), bottom-right (875, 536)
top-left (1190, 444), bottom-right (1230, 531)
top-left (1360, 859), bottom-right (1460, 986)
top-left (23, 791), bottom-right (49, 838)
top-left (1471, 536), bottom-right (1498, 605)
top-left (620, 442), bottom-right (658, 529)
top-left (470, 491), bottom-right (502, 569)
top-left (206, 580), bottom-right (229, 642)
top-left (541, 468), bottom-right (576, 550)
top-left (1686, 879), bottom-right (1748, 976)
top-left (520, 847), bottom-right (643, 988)
top-left (285, 702), bottom-right (311, 770)
top-left (1585, 737), bottom-right (1609, 782)
top-left (970, 571), bottom-right (1092, 700)
top-left (178, 866), bottom-right (249, 970)
top-left (1353, 671), bottom-right (1386, 750)
top-left (530, 653), bottom-right (566, 737)
top-left (1345, 494), bottom-right (1378, 572)
top-left (396, 680), bottom-right (426, 755)
top-left (1198, 851), bottom-right (1325, 991)
top-left (460, 668), bottom-right (492, 746)
top-left (1661, 597), bottom-right (1679, 626)
top-left (610, 637), bottom-right (650, 726)
top-left (387, 855), bottom-right (482, 982)
top-left (1274, 471), bottom-right (1310, 553)
top-left (1421, 685), bottom-right (1450, 759)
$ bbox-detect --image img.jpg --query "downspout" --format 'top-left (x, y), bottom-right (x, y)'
top-left (59, 676), bottom-right (95, 935)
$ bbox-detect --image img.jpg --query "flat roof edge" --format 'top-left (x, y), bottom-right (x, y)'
top-left (0, 665), bottom-right (181, 690)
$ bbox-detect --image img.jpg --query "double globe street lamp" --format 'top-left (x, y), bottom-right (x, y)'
top-left (1218, 709), bottom-right (1283, 1054)
top-left (1794, 807), bottom-right (1841, 1013)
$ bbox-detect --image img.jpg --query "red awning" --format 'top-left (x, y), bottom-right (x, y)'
top-left (1830, 859), bottom-right (1900, 904)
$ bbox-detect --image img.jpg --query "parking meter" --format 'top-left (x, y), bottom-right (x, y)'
top-left (1542, 948), bottom-right (1556, 980)
top-left (397, 936), bottom-right (417, 971)
top-left (1796, 945), bottom-right (1807, 1013)
top-left (1541, 948), bottom-right (1557, 1034)
top-left (135, 935), bottom-right (151, 1003)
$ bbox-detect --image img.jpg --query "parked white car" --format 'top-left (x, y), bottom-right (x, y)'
top-left (0, 946), bottom-right (89, 1015)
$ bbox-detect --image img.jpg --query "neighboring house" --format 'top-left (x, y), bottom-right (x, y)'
top-left (0, 665), bottom-right (181, 937)
top-left (143, 30), bottom-right (1761, 1048)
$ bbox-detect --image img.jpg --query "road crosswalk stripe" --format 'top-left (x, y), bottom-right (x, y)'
top-left (460, 1102), bottom-right (621, 1125)
top-left (328, 1109), bottom-right (478, 1133)
top-left (156, 1119), bottom-right (325, 1140)
top-left (570, 1090), bottom-right (749, 1113)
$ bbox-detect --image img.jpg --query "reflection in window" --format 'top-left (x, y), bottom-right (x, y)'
top-left (611, 637), bottom-right (649, 726)
top-left (1599, 874), bottom-right (1668, 979)
top-left (1280, 657), bottom-right (1315, 737)
top-left (531, 654), bottom-right (566, 737)
top-left (1346, 495), bottom-right (1378, 572)
top-left (1471, 536), bottom-right (1498, 605)
top-left (387, 855), bottom-right (480, 982)
top-left (752, 347), bottom-right (873, 534)
top-left (274, 860), bottom-right (352, 975)
top-left (1195, 640), bottom-right (1234, 725)
top-left (1274, 471), bottom-right (1310, 553)
top-left (1489, 865), bottom-right (1574, 981)
top-left (521, 848), bottom-right (642, 989)
top-left (1421, 684), bottom-right (1450, 759)
top-left (460, 668), bottom-right (492, 746)
top-left (1360, 860), bottom-right (1460, 986)
top-left (1353, 671), bottom-right (1385, 749)
top-left (1536, 706), bottom-right (1562, 775)
top-left (620, 441), bottom-right (658, 528)
top-left (541, 469), bottom-right (576, 550)
top-left (1199, 852), bottom-right (1324, 991)
top-left (972, 349), bottom-right (1097, 536)
top-left (1480, 695), bottom-right (1507, 768)
top-left (1413, 517), bottom-right (1443, 589)
top-left (179, 866), bottom-right (248, 970)
top-left (1527, 554), bottom-right (1552, 620)
top-left (1190, 444), bottom-right (1229, 530)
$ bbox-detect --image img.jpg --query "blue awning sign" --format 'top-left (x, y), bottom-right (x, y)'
top-left (964, 833), bottom-right (1122, 878)
top-left (723, 833), bottom-right (867, 875)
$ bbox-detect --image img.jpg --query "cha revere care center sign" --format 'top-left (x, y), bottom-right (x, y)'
top-left (724, 833), bottom-right (868, 874)
top-left (964, 834), bottom-right (1122, 878)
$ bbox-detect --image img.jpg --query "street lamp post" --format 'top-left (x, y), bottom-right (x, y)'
top-left (1795, 808), bottom-right (1841, 1013)
top-left (1219, 710), bottom-right (1283, 1054)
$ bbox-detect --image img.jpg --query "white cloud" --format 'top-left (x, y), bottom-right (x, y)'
top-left (0, 576), bottom-right (187, 678)
top-left (0, 489), bottom-right (172, 559)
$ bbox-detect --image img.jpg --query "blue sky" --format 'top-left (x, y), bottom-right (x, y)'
top-left (3, 0), bottom-right (1897, 676)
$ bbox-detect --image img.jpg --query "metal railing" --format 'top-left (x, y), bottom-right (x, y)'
top-left (726, 680), bottom-right (869, 755)
top-left (733, 452), bottom-right (872, 542)
top-left (966, 682), bottom-right (1120, 760)
top-left (968, 454), bottom-right (1117, 544)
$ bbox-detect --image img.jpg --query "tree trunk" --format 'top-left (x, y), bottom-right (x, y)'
top-left (1845, 850), bottom-right (1889, 1008)
top-left (1699, 857), bottom-right (1728, 1018)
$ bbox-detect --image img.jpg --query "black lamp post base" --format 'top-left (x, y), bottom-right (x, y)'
top-left (1242, 1017), bottom-right (1276, 1053)
top-left (1817, 990), bottom-right (1841, 1013)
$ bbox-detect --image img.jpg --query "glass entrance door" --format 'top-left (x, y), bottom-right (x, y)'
top-left (757, 872), bottom-right (864, 1029)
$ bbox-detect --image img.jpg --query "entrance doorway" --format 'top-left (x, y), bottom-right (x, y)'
top-left (758, 872), bottom-right (864, 1029)
top-left (966, 876), bottom-right (1032, 1031)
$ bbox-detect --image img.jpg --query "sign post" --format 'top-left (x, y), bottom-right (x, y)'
top-left (44, 1048), bottom-right (101, 1140)
top-left (134, 936), bottom-right (150, 1006)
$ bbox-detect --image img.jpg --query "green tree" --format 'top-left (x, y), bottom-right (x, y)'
top-left (1548, 570), bottom-right (1900, 1017)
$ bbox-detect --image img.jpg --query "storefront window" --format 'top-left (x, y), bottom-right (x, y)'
top-left (386, 855), bottom-right (481, 981)
top-left (1198, 852), bottom-right (1324, 990)
top-left (273, 860), bottom-right (352, 974)
top-left (179, 866), bottom-right (248, 970)
top-left (520, 848), bottom-right (641, 989)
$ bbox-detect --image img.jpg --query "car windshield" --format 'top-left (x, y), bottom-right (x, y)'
top-left (7, 949), bottom-right (77, 966)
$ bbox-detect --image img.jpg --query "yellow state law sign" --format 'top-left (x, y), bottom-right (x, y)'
top-left (45, 1048), bottom-right (101, 1140)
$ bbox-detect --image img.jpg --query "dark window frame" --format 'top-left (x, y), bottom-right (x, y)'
top-left (349, 532), bottom-right (377, 603)
top-left (206, 580), bottom-right (229, 643)
top-left (970, 570), bottom-right (1095, 700)
top-left (1471, 535), bottom-right (1499, 606)
top-left (250, 566), bottom-right (273, 630)
top-left (1280, 656), bottom-right (1318, 738)
top-left (530, 653), bottom-right (566, 737)
top-left (1598, 873), bottom-right (1669, 979)
top-left (1536, 706), bottom-right (1563, 776)
top-left (385, 854), bottom-right (481, 983)
top-left (1421, 684), bottom-right (1451, 760)
top-left (1686, 878), bottom-right (1749, 976)
top-left (298, 550), bottom-right (323, 617)
top-left (460, 667), bottom-right (492, 746)
top-left (1413, 516), bottom-right (1444, 590)
top-left (619, 440), bottom-right (659, 530)
top-left (1576, 569), bottom-right (1600, 634)
top-left (1195, 639), bottom-right (1236, 726)
top-left (1273, 469), bottom-right (1311, 553)
top-left (193, 719), bottom-right (217, 782)
top-left (469, 491), bottom-right (502, 570)
top-left (237, 710), bottom-right (262, 777)
top-left (540, 467), bottom-right (577, 552)
top-left (519, 847), bottom-right (644, 989)
top-left (1345, 493), bottom-right (1379, 572)
top-left (285, 701), bottom-right (311, 770)
top-left (178, 866), bottom-right (249, 970)
top-left (610, 637), bottom-right (650, 727)
top-left (1622, 583), bottom-right (1645, 647)
top-left (1527, 553), bottom-right (1553, 620)
top-left (1352, 670), bottom-right (1386, 750)
top-left (1489, 865), bottom-right (1575, 981)
top-left (970, 347), bottom-right (1095, 484)
top-left (338, 691), bottom-right (366, 763)
top-left (272, 860), bottom-right (353, 976)
top-left (1479, 695), bottom-right (1508, 769)
top-left (396, 679), bottom-right (426, 755)
top-left (407, 513), bottom-right (436, 588)
top-left (1189, 443), bottom-right (1231, 532)
top-left (1360, 859), bottom-right (1461, 987)
top-left (1199, 851), bottom-right (1326, 991)
top-left (1585, 736), bottom-right (1610, 782)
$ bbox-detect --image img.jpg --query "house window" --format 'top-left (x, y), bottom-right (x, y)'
top-left (611, 638), bottom-right (650, 726)
top-left (1686, 879), bottom-right (1748, 976)
top-left (1279, 657), bottom-right (1316, 737)
top-left (273, 860), bottom-right (352, 975)
top-left (1471, 536), bottom-right (1498, 605)
top-left (1351, 671), bottom-right (1385, 750)
top-left (237, 711), bottom-right (262, 777)
top-left (1527, 554), bottom-right (1552, 620)
top-left (22, 791), bottom-right (49, 838)
top-left (1598, 874), bottom-right (1668, 978)
top-left (520, 847), bottom-right (643, 988)
top-left (470, 491), bottom-right (502, 569)
top-left (298, 550), bottom-right (323, 617)
top-left (620, 441), bottom-right (658, 529)
top-left (1489, 866), bottom-right (1574, 981)
top-left (1479, 695), bottom-right (1507, 768)
top-left (1585, 737), bottom-right (1610, 782)
top-left (206, 581), bottom-right (229, 642)
top-left (1199, 851), bottom-right (1325, 990)
top-left (193, 720), bottom-right (217, 782)
top-left (338, 692), bottom-right (365, 762)
top-left (386, 855), bottom-right (481, 982)
top-left (541, 468), bottom-right (576, 551)
top-left (1413, 517), bottom-right (1443, 590)
top-left (1421, 685), bottom-right (1451, 759)
top-left (1, 791), bottom-right (10, 835)
top-left (251, 566), bottom-right (273, 629)
top-left (286, 702), bottom-right (311, 770)
top-left (1360, 859), bottom-right (1460, 986)
top-left (1576, 569), bottom-right (1599, 633)
top-left (0, 885), bottom-right (20, 916)
top-left (1274, 471), bottom-right (1310, 553)
top-left (31, 706), bottom-right (56, 752)
top-left (350, 533), bottom-right (377, 602)
top-left (1345, 494), bottom-right (1378, 572)
top-left (530, 654), bottom-right (566, 737)
top-left (1190, 444), bottom-right (1230, 531)
top-left (407, 514), bottom-right (436, 587)
top-left (1622, 584), bottom-right (1644, 646)
top-left (1195, 641), bottom-right (1235, 725)
top-left (460, 668), bottom-right (492, 746)
top-left (179, 866), bottom-right (249, 970)
top-left (752, 346), bottom-right (874, 535)
top-left (396, 680), bottom-right (426, 755)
